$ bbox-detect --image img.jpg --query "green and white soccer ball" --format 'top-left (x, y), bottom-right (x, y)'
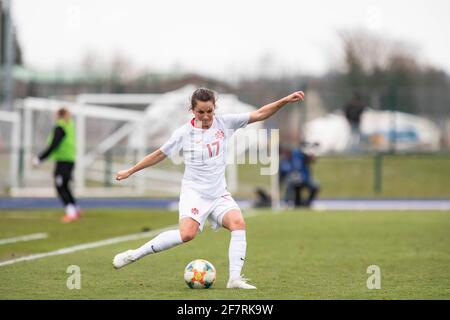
top-left (184, 259), bottom-right (216, 289)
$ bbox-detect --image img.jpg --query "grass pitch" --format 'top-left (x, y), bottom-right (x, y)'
top-left (0, 208), bottom-right (449, 299)
top-left (237, 154), bottom-right (450, 198)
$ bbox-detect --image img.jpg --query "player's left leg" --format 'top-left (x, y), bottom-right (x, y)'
top-left (222, 209), bottom-right (256, 289)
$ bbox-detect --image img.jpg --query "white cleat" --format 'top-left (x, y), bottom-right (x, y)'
top-left (112, 250), bottom-right (137, 269)
top-left (226, 276), bottom-right (257, 289)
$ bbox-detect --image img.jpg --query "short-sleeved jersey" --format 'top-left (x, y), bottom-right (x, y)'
top-left (160, 113), bottom-right (250, 199)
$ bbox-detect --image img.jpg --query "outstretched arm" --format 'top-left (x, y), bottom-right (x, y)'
top-left (116, 149), bottom-right (167, 181)
top-left (248, 91), bottom-right (305, 124)
top-left (32, 126), bottom-right (65, 166)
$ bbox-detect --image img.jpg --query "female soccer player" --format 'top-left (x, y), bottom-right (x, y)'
top-left (33, 107), bottom-right (81, 223)
top-left (113, 88), bottom-right (305, 289)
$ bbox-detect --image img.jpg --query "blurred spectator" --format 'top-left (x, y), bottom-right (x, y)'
top-left (279, 145), bottom-right (293, 185)
top-left (283, 143), bottom-right (320, 208)
top-left (32, 107), bottom-right (81, 223)
top-left (253, 187), bottom-right (271, 208)
top-left (343, 93), bottom-right (366, 151)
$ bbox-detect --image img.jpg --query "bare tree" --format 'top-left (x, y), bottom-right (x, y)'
top-left (332, 29), bottom-right (449, 116)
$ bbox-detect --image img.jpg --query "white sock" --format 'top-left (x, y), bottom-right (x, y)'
top-left (229, 230), bottom-right (247, 280)
top-left (132, 230), bottom-right (183, 260)
top-left (65, 204), bottom-right (77, 217)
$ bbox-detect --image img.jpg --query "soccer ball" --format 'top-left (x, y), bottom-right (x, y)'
top-left (184, 259), bottom-right (216, 289)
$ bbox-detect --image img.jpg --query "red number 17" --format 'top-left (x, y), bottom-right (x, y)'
top-left (207, 141), bottom-right (220, 157)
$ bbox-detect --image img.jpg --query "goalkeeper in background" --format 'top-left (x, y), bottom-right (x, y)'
top-left (33, 107), bottom-right (81, 223)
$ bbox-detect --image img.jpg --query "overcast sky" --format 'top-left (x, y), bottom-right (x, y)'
top-left (11, 0), bottom-right (450, 81)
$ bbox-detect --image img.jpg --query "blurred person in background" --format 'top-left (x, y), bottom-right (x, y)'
top-left (253, 187), bottom-right (272, 208)
top-left (32, 107), bottom-right (81, 223)
top-left (279, 145), bottom-right (293, 186)
top-left (279, 144), bottom-right (293, 206)
top-left (343, 93), bottom-right (366, 151)
top-left (284, 142), bottom-right (320, 208)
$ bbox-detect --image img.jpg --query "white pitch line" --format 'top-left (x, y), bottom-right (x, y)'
top-left (0, 225), bottom-right (177, 267)
top-left (0, 209), bottom-right (271, 267)
top-left (0, 233), bottom-right (49, 245)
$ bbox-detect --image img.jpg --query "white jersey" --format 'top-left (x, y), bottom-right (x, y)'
top-left (160, 113), bottom-right (250, 199)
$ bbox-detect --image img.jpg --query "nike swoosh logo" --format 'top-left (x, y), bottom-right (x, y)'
top-left (151, 245), bottom-right (158, 253)
top-left (240, 257), bottom-right (245, 261)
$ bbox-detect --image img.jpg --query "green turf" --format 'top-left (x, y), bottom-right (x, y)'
top-left (238, 154), bottom-right (450, 198)
top-left (1, 154), bottom-right (449, 198)
top-left (315, 154), bottom-right (450, 198)
top-left (0, 209), bottom-right (449, 299)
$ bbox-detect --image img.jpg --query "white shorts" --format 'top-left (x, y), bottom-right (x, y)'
top-left (179, 188), bottom-right (240, 232)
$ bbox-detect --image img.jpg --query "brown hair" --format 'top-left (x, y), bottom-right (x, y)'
top-left (190, 88), bottom-right (216, 110)
top-left (56, 107), bottom-right (70, 119)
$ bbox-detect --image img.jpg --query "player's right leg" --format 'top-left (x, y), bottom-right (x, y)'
top-left (113, 187), bottom-right (207, 269)
top-left (112, 218), bottom-right (199, 269)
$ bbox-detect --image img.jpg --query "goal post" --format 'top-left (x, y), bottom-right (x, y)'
top-left (0, 109), bottom-right (21, 190)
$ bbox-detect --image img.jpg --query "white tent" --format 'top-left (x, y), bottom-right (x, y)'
top-left (304, 109), bottom-right (441, 154)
